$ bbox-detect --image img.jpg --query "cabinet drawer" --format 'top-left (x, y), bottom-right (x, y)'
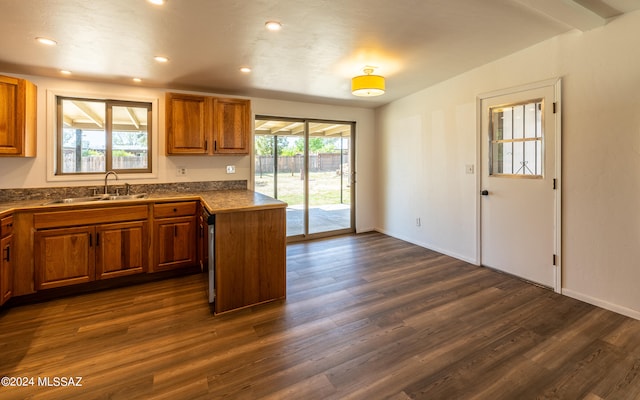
top-left (154, 202), bottom-right (197, 218)
top-left (1, 215), bottom-right (13, 238)
top-left (34, 206), bottom-right (148, 229)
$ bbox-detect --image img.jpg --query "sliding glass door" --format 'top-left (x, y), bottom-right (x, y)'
top-left (254, 117), bottom-right (354, 240)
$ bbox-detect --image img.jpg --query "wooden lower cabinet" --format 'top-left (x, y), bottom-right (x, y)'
top-left (35, 226), bottom-right (94, 290)
top-left (96, 221), bottom-right (147, 279)
top-left (1, 233), bottom-right (13, 305)
top-left (35, 221), bottom-right (148, 290)
top-left (214, 208), bottom-right (286, 314)
top-left (11, 199), bottom-right (285, 309)
top-left (152, 201), bottom-right (198, 272)
top-left (1, 215), bottom-right (13, 305)
top-left (153, 216), bottom-right (196, 271)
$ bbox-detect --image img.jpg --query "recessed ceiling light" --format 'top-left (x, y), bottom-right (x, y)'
top-left (240, 67), bottom-right (251, 73)
top-left (148, 0), bottom-right (165, 4)
top-left (36, 37), bottom-right (57, 46)
top-left (154, 56), bottom-right (169, 63)
top-left (265, 21), bottom-right (282, 31)
top-left (133, 78), bottom-right (142, 83)
top-left (60, 70), bottom-right (71, 75)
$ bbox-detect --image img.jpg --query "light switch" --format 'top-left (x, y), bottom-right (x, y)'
top-left (465, 164), bottom-right (474, 174)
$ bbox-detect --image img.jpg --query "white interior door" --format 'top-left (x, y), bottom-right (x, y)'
top-left (480, 81), bottom-right (560, 289)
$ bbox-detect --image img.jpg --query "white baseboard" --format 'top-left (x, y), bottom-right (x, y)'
top-left (374, 228), bottom-right (477, 265)
top-left (562, 289), bottom-right (640, 321)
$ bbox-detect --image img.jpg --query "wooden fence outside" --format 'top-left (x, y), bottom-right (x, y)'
top-left (63, 155), bottom-right (147, 172)
top-left (255, 153), bottom-right (349, 175)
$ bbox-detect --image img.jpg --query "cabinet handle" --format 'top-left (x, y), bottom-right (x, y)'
top-left (89, 233), bottom-right (93, 247)
top-left (173, 208), bottom-right (177, 212)
top-left (96, 232), bottom-right (100, 246)
top-left (3, 246), bottom-right (9, 262)
top-left (214, 140), bottom-right (217, 151)
top-left (205, 140), bottom-right (208, 151)
top-left (174, 225), bottom-right (178, 237)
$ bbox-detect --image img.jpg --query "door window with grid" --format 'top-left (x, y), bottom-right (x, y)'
top-left (489, 100), bottom-right (543, 177)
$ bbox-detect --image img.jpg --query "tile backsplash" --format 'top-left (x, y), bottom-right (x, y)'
top-left (0, 180), bottom-right (247, 202)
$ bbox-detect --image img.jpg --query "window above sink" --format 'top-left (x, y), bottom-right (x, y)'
top-left (56, 96), bottom-right (152, 176)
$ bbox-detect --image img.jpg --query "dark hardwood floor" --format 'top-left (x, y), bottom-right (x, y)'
top-left (1, 232), bottom-right (640, 399)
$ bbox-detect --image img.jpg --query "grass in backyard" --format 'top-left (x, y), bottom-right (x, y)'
top-left (255, 171), bottom-right (351, 207)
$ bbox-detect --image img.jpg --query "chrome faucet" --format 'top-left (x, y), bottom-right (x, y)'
top-left (104, 171), bottom-right (118, 194)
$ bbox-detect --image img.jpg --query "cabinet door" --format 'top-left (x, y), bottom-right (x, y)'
top-left (96, 221), bottom-right (148, 280)
top-left (0, 76), bottom-right (21, 155)
top-left (0, 75), bottom-right (36, 157)
top-left (213, 98), bottom-right (250, 154)
top-left (153, 216), bottom-right (197, 271)
top-left (166, 93), bottom-right (210, 154)
top-left (1, 235), bottom-right (12, 305)
top-left (35, 226), bottom-right (95, 290)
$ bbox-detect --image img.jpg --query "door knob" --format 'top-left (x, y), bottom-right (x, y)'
top-left (481, 190), bottom-right (489, 196)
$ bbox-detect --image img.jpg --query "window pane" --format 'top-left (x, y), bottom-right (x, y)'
top-left (525, 139), bottom-right (542, 175)
top-left (57, 97), bottom-right (152, 175)
top-left (513, 105), bottom-right (524, 139)
top-left (524, 103), bottom-right (537, 139)
top-left (308, 124), bottom-right (351, 234)
top-left (492, 141), bottom-right (514, 175)
top-left (112, 106), bottom-right (149, 170)
top-left (61, 99), bottom-right (106, 173)
top-left (254, 135), bottom-right (276, 198)
top-left (492, 109), bottom-right (504, 140)
top-left (489, 100), bottom-right (543, 177)
top-left (502, 107), bottom-right (513, 140)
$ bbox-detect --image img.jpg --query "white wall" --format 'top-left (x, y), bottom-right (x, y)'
top-left (0, 75), bottom-right (376, 232)
top-left (376, 11), bottom-right (640, 318)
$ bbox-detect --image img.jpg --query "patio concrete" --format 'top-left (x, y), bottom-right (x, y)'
top-left (286, 204), bottom-right (351, 236)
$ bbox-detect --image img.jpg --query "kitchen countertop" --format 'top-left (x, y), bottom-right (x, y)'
top-left (0, 189), bottom-right (287, 216)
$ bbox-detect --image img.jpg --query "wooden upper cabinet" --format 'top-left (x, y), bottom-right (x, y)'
top-left (213, 98), bottom-right (250, 154)
top-left (0, 75), bottom-right (37, 157)
top-left (165, 92), bottom-right (250, 155)
top-left (165, 93), bottom-right (210, 155)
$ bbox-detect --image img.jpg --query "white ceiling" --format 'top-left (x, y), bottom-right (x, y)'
top-left (0, 0), bottom-right (638, 108)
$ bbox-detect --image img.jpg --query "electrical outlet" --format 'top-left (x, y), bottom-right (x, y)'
top-left (176, 167), bottom-right (187, 176)
top-left (226, 165), bottom-right (236, 174)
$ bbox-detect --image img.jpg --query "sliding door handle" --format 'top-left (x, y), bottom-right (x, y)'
top-left (481, 190), bottom-right (489, 196)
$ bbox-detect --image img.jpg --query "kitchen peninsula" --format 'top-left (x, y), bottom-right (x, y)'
top-left (0, 187), bottom-right (287, 315)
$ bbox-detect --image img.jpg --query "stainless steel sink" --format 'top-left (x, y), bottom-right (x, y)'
top-left (42, 193), bottom-right (147, 205)
top-left (43, 195), bottom-right (108, 205)
top-left (104, 193), bottom-right (148, 200)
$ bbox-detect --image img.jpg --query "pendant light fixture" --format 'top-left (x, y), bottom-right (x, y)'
top-left (351, 67), bottom-right (385, 97)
